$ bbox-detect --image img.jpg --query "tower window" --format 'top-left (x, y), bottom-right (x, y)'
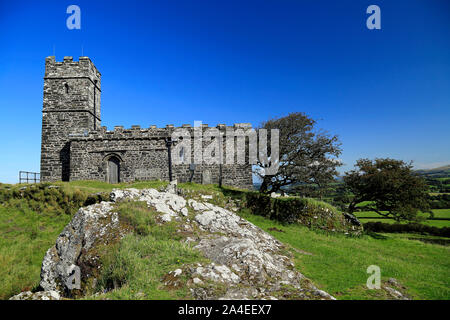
top-left (64, 83), bottom-right (69, 94)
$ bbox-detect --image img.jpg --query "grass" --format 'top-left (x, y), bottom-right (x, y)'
top-left (300, 197), bottom-right (341, 214)
top-left (237, 209), bottom-right (450, 300)
top-left (432, 209), bottom-right (450, 219)
top-left (89, 233), bottom-right (202, 299)
top-left (0, 204), bottom-right (71, 299)
top-left (178, 182), bottom-right (250, 210)
top-left (52, 180), bottom-right (168, 193)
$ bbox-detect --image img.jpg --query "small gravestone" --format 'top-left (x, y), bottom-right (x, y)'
top-left (166, 180), bottom-right (177, 194)
top-left (202, 169), bottom-right (212, 185)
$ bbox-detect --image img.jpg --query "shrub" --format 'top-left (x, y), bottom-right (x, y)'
top-left (245, 192), bottom-right (272, 218)
top-left (244, 192), bottom-right (357, 233)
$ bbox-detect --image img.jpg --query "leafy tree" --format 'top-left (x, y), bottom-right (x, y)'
top-left (256, 112), bottom-right (342, 194)
top-left (344, 158), bottom-right (432, 222)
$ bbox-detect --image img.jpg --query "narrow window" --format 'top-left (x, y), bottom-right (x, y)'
top-left (64, 83), bottom-right (69, 94)
top-left (179, 147), bottom-right (185, 163)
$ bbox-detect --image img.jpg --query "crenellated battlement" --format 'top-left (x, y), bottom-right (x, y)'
top-left (70, 123), bottom-right (253, 141)
top-left (44, 56), bottom-right (101, 88)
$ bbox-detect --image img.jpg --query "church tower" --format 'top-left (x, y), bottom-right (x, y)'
top-left (40, 56), bottom-right (101, 181)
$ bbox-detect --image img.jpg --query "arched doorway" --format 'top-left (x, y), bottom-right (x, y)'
top-left (107, 156), bottom-right (120, 184)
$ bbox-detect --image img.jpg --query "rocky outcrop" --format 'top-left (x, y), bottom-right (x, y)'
top-left (21, 186), bottom-right (336, 300)
top-left (109, 188), bottom-right (335, 300)
top-left (39, 201), bottom-right (131, 295)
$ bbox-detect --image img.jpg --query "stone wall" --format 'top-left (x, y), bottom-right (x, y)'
top-left (69, 125), bottom-right (253, 189)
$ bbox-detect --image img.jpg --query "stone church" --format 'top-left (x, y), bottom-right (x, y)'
top-left (40, 56), bottom-right (253, 189)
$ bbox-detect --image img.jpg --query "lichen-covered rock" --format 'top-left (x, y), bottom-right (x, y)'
top-left (111, 188), bottom-right (186, 222)
top-left (40, 201), bottom-right (130, 296)
top-left (193, 263), bottom-right (240, 284)
top-left (382, 278), bottom-right (411, 300)
top-left (185, 199), bottom-right (335, 299)
top-left (9, 290), bottom-right (60, 300)
top-left (109, 189), bottom-right (335, 299)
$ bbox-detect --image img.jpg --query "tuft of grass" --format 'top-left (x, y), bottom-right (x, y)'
top-left (93, 234), bottom-right (204, 299)
top-left (302, 197), bottom-right (341, 215)
top-left (116, 201), bottom-right (158, 236)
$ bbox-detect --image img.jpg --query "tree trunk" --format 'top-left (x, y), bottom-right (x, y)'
top-left (259, 176), bottom-right (273, 193)
top-left (348, 201), bottom-right (357, 214)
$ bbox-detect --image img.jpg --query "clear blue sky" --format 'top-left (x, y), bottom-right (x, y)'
top-left (0, 0), bottom-right (449, 183)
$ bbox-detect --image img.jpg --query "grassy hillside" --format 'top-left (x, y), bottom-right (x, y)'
top-left (0, 180), bottom-right (448, 300)
top-left (416, 165), bottom-right (450, 178)
top-left (238, 210), bottom-right (449, 300)
top-left (0, 204), bottom-right (71, 299)
top-left (0, 180), bottom-right (167, 299)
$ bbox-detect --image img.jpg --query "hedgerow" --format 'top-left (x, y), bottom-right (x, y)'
top-left (244, 192), bottom-right (357, 233)
top-left (0, 183), bottom-right (108, 216)
top-left (363, 221), bottom-right (450, 237)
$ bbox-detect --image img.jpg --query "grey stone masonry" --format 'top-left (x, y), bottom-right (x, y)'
top-left (40, 56), bottom-right (101, 181)
top-left (40, 57), bottom-right (253, 189)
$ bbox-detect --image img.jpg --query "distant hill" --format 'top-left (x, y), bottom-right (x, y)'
top-left (416, 165), bottom-right (450, 178)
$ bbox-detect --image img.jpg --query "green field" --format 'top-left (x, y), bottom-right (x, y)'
top-left (432, 209), bottom-right (450, 219)
top-left (355, 209), bottom-right (450, 228)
